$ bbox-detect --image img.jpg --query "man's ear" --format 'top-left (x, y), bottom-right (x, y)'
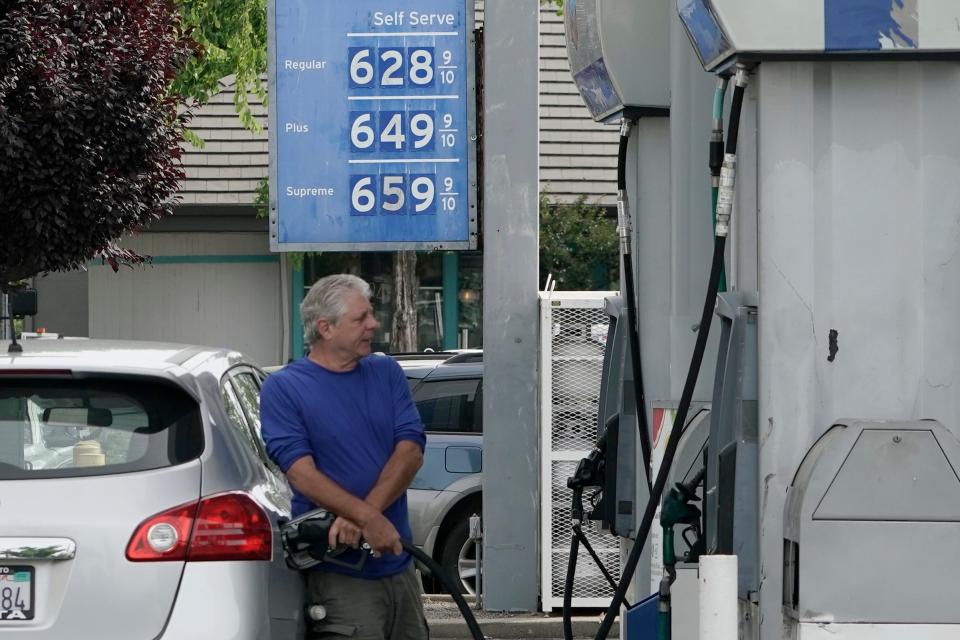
top-left (315, 317), bottom-right (333, 340)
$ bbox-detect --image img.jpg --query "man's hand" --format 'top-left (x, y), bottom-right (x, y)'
top-left (359, 509), bottom-right (403, 557)
top-left (328, 516), bottom-right (362, 550)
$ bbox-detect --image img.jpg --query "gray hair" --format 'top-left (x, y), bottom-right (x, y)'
top-left (301, 274), bottom-right (372, 346)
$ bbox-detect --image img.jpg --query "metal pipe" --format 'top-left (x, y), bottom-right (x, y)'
top-left (699, 555), bottom-right (738, 640)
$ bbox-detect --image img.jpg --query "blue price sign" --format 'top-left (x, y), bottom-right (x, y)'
top-left (268, 0), bottom-right (477, 251)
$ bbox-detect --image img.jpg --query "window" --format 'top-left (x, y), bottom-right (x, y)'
top-left (0, 378), bottom-right (202, 479)
top-left (220, 377), bottom-right (262, 459)
top-left (224, 368), bottom-right (281, 473)
top-left (413, 378), bottom-right (482, 433)
top-left (231, 373), bottom-right (263, 438)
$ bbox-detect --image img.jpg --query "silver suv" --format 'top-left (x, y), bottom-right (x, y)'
top-left (0, 339), bottom-right (302, 638)
top-left (399, 351), bottom-right (483, 595)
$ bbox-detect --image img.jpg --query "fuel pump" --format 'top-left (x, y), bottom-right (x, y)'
top-left (563, 2), bottom-right (749, 638)
top-left (562, 2), bottom-right (674, 636)
top-left (567, 2), bottom-right (960, 640)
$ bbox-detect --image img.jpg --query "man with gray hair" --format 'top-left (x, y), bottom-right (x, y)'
top-left (261, 274), bottom-right (429, 640)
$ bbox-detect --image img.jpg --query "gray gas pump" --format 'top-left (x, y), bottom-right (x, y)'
top-left (673, 2), bottom-right (960, 639)
top-left (594, 295), bottom-right (646, 540)
top-left (703, 291), bottom-right (758, 599)
top-left (569, 4), bottom-right (960, 640)
top-left (784, 420), bottom-right (960, 638)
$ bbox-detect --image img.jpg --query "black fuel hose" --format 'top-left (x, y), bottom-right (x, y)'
top-left (592, 76), bottom-right (748, 640)
top-left (575, 526), bottom-right (622, 595)
top-left (563, 120), bottom-right (650, 640)
top-left (563, 524), bottom-right (631, 640)
top-left (403, 541), bottom-right (484, 640)
top-left (562, 531), bottom-right (581, 640)
top-left (617, 122), bottom-right (654, 488)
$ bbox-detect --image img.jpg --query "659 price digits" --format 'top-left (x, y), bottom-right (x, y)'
top-left (351, 174), bottom-right (437, 215)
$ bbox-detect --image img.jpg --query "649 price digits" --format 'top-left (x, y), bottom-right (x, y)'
top-left (350, 111), bottom-right (457, 152)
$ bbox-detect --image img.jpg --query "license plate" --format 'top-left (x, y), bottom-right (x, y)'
top-left (0, 566), bottom-right (33, 621)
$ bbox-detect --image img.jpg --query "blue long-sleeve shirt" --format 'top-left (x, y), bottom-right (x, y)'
top-left (260, 354), bottom-right (426, 578)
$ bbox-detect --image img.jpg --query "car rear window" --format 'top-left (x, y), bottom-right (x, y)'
top-left (413, 378), bottom-right (482, 433)
top-left (0, 377), bottom-right (203, 479)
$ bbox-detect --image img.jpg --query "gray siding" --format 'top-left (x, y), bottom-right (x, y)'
top-left (178, 4), bottom-right (618, 208)
top-left (179, 78), bottom-right (268, 206)
top-left (537, 5), bottom-right (618, 205)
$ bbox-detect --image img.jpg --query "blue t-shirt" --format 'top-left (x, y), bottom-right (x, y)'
top-left (260, 354), bottom-right (426, 579)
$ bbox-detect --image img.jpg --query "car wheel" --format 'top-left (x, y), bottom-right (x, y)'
top-left (439, 516), bottom-right (477, 596)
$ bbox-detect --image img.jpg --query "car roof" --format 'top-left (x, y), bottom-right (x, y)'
top-left (0, 337), bottom-right (245, 374)
top-left (265, 350), bottom-right (484, 380)
top-left (400, 351), bottom-right (483, 381)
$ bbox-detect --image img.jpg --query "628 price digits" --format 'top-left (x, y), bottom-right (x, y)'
top-left (349, 47), bottom-right (435, 89)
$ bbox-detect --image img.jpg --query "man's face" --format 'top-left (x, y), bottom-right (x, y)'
top-left (320, 290), bottom-right (379, 360)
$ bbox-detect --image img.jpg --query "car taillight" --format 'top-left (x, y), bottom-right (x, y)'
top-left (126, 492), bottom-right (271, 562)
top-left (188, 492), bottom-right (272, 561)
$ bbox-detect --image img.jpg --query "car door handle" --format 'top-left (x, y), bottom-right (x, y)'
top-left (0, 538), bottom-right (76, 561)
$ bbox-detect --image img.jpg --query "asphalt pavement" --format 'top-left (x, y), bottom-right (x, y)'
top-left (423, 594), bottom-right (619, 640)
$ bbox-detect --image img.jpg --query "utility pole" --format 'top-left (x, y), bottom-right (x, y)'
top-left (481, 0), bottom-right (540, 611)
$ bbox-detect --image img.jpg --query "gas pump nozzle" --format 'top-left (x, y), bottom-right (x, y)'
top-left (278, 509), bottom-right (371, 571)
top-left (567, 418), bottom-right (612, 523)
top-left (661, 467), bottom-right (705, 564)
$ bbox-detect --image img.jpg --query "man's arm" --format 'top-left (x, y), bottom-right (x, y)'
top-left (364, 440), bottom-right (424, 512)
top-left (286, 455), bottom-right (402, 555)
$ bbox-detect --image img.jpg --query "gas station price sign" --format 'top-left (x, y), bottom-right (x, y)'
top-left (269, 0), bottom-right (477, 251)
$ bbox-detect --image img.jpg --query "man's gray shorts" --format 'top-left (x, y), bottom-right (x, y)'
top-left (308, 564), bottom-right (430, 640)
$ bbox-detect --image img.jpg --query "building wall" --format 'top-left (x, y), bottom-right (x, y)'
top-left (88, 233), bottom-right (285, 367)
top-left (33, 270), bottom-right (89, 337)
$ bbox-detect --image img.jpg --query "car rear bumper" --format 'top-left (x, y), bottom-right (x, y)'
top-left (158, 561), bottom-right (296, 639)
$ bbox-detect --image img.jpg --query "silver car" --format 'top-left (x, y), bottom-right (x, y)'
top-left (0, 338), bottom-right (303, 639)
top-left (397, 352), bottom-right (483, 595)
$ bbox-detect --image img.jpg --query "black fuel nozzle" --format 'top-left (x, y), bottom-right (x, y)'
top-left (567, 431), bottom-right (608, 523)
top-left (661, 467), bottom-right (706, 565)
top-left (279, 508), bottom-right (370, 572)
top-left (676, 466), bottom-right (705, 504)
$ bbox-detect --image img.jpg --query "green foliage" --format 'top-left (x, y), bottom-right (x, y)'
top-left (539, 194), bottom-right (618, 290)
top-left (254, 176), bottom-right (269, 219)
top-left (172, 0), bottom-right (267, 132)
top-left (541, 0), bottom-right (564, 15)
top-left (0, 0), bottom-right (194, 289)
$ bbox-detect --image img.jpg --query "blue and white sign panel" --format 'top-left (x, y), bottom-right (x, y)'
top-left (268, 0), bottom-right (477, 251)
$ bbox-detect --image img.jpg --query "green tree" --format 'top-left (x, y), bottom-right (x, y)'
top-left (539, 193), bottom-right (618, 290)
top-left (173, 0), bottom-right (267, 134)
